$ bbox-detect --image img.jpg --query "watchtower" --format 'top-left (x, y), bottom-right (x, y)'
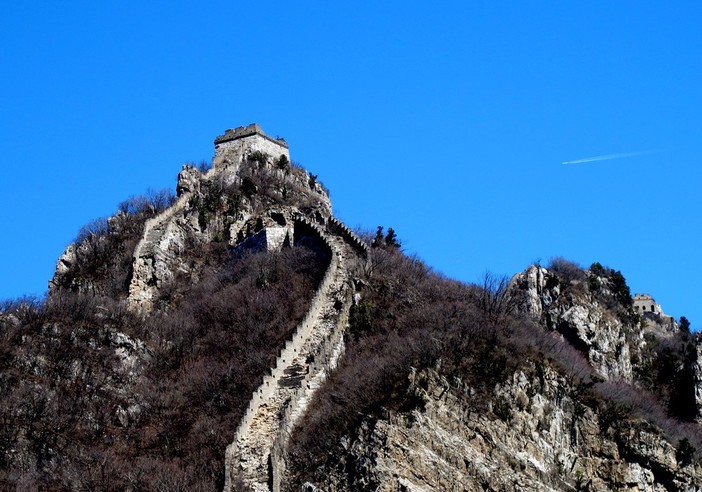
top-left (633, 293), bottom-right (664, 316)
top-left (213, 123), bottom-right (290, 170)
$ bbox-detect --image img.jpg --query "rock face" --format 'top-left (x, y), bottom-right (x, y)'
top-left (695, 344), bottom-right (702, 424)
top-left (288, 261), bottom-right (702, 491)
top-left (508, 265), bottom-right (638, 381)
top-left (49, 244), bottom-right (77, 291)
top-left (311, 367), bottom-right (702, 491)
top-left (118, 124), bottom-right (368, 491)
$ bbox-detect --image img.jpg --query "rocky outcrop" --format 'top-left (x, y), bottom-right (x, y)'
top-left (302, 366), bottom-right (702, 491)
top-left (508, 265), bottom-right (640, 381)
top-left (49, 244), bottom-right (77, 291)
top-left (118, 125), bottom-right (366, 490)
top-left (42, 125), bottom-right (702, 491)
top-left (127, 189), bottom-right (194, 309)
top-left (694, 341), bottom-right (702, 424)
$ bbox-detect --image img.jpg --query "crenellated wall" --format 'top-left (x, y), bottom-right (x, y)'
top-left (225, 218), bottom-right (338, 447)
top-left (327, 216), bottom-right (369, 258)
top-left (269, 293), bottom-right (351, 492)
top-left (125, 126), bottom-right (367, 490)
top-left (128, 164), bottom-right (219, 310)
top-left (129, 125), bottom-right (294, 310)
top-left (224, 214), bottom-right (364, 492)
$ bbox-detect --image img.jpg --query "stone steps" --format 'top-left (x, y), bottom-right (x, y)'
top-left (140, 221), bottom-right (168, 256)
top-left (128, 190), bottom-right (193, 310)
top-left (225, 221), bottom-right (361, 492)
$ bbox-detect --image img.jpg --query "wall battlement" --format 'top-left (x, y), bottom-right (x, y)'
top-left (213, 123), bottom-right (290, 170)
top-left (224, 214), bottom-right (367, 492)
top-left (214, 123), bottom-right (288, 148)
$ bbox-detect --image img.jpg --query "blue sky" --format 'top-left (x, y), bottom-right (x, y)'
top-left (1, 2), bottom-right (700, 328)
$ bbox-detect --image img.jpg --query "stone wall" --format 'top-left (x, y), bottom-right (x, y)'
top-left (327, 216), bottom-right (368, 258)
top-left (128, 168), bottom-right (206, 309)
top-left (269, 277), bottom-right (351, 492)
top-left (633, 293), bottom-right (665, 316)
top-left (223, 212), bottom-right (367, 491)
top-left (226, 223), bottom-right (337, 447)
top-left (223, 216), bottom-right (344, 491)
top-left (215, 123), bottom-right (288, 148)
top-left (214, 130), bottom-right (290, 172)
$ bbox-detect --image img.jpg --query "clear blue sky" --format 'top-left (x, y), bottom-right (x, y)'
top-left (1, 2), bottom-right (700, 328)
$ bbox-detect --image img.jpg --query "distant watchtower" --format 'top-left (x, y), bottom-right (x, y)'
top-left (633, 293), bottom-right (664, 316)
top-left (213, 123), bottom-right (290, 170)
top-left (633, 292), bottom-right (677, 331)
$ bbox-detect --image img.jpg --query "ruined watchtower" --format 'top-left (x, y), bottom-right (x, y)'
top-left (633, 293), bottom-right (677, 331)
top-left (633, 293), bottom-right (665, 316)
top-left (213, 123), bottom-right (290, 171)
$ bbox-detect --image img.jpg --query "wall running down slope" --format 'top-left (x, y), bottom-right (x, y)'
top-left (225, 217), bottom-right (366, 491)
top-left (124, 125), bottom-right (369, 491)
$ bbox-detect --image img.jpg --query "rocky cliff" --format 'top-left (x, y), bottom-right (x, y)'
top-left (285, 258), bottom-right (702, 491)
top-left (294, 364), bottom-right (702, 491)
top-left (296, 364), bottom-right (702, 491)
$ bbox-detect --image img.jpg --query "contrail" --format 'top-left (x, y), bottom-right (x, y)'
top-left (562, 150), bottom-right (650, 165)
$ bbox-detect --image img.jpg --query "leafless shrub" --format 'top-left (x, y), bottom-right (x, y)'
top-left (353, 227), bottom-right (375, 246)
top-left (0, 234), bottom-right (328, 489)
top-left (509, 318), bottom-right (595, 383)
top-left (0, 295), bottom-right (44, 320)
top-left (287, 246), bottom-right (702, 487)
top-left (75, 217), bottom-right (109, 244)
top-left (548, 257), bottom-right (586, 284)
top-left (288, 252), bottom-right (524, 485)
top-left (594, 379), bottom-right (702, 456)
top-left (478, 271), bottom-right (512, 322)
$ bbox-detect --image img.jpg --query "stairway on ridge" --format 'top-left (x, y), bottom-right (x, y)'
top-left (225, 228), bottom-right (360, 492)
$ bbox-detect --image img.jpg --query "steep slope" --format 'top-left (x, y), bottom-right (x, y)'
top-left (224, 219), bottom-right (367, 491)
top-left (0, 125), bottom-right (358, 490)
top-left (285, 256), bottom-right (702, 491)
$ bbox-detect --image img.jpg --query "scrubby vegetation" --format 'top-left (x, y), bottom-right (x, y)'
top-left (0, 244), bottom-right (328, 490)
top-left (0, 155), bottom-right (333, 490)
top-left (2, 148), bottom-right (700, 490)
top-left (587, 261), bottom-right (639, 326)
top-left (52, 188), bottom-right (176, 297)
top-left (286, 251), bottom-right (702, 488)
top-left (236, 155), bottom-right (329, 215)
top-left (634, 327), bottom-right (699, 422)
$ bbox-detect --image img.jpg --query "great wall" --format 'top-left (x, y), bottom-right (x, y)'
top-left (126, 124), bottom-right (369, 491)
top-left (225, 217), bottom-right (366, 491)
top-left (128, 164), bottom-right (218, 310)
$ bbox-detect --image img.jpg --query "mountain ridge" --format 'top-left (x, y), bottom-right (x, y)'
top-left (1, 125), bottom-right (701, 491)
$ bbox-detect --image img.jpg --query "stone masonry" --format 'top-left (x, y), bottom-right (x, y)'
top-left (224, 217), bottom-right (367, 491)
top-left (128, 124), bottom-right (292, 310)
top-left (213, 123), bottom-right (290, 173)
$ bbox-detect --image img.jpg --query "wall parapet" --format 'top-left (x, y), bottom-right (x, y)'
top-left (224, 215), bottom-right (343, 492)
top-left (128, 165), bottom-right (219, 309)
top-left (327, 216), bottom-right (369, 258)
top-left (214, 123), bottom-right (289, 148)
top-left (269, 288), bottom-right (350, 492)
